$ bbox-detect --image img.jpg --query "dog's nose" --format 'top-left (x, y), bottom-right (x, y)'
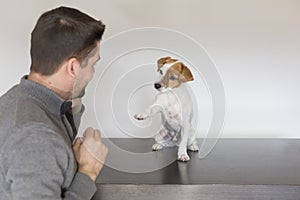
top-left (154, 83), bottom-right (161, 90)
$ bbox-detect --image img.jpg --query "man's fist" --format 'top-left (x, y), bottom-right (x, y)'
top-left (73, 127), bottom-right (108, 181)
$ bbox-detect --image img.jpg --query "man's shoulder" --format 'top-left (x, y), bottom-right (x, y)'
top-left (1, 122), bottom-right (75, 184)
top-left (0, 84), bottom-right (20, 105)
top-left (15, 97), bottom-right (53, 125)
top-left (13, 99), bottom-right (71, 144)
top-left (10, 122), bottom-right (66, 145)
top-left (0, 83), bottom-right (69, 146)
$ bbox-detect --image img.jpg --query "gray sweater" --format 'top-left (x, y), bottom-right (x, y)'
top-left (0, 76), bottom-right (97, 199)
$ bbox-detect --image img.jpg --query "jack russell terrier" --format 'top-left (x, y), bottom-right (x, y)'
top-left (134, 56), bottom-right (199, 162)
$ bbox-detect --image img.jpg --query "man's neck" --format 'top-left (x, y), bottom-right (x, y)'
top-left (28, 72), bottom-right (72, 100)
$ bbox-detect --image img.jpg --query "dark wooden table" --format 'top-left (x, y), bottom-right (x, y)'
top-left (92, 139), bottom-right (300, 200)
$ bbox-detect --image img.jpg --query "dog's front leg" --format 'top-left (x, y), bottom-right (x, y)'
top-left (134, 103), bottom-right (163, 120)
top-left (177, 126), bottom-right (190, 162)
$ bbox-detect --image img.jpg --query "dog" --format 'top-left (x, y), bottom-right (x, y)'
top-left (134, 56), bottom-right (199, 162)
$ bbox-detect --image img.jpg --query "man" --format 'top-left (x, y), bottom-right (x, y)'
top-left (0, 6), bottom-right (108, 199)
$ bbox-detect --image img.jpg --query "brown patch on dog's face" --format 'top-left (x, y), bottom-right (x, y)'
top-left (169, 62), bottom-right (194, 82)
top-left (156, 62), bottom-right (194, 90)
top-left (158, 70), bottom-right (181, 89)
top-left (157, 56), bottom-right (178, 72)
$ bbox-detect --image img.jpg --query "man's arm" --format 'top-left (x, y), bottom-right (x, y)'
top-left (70, 99), bottom-right (108, 185)
top-left (73, 128), bottom-right (108, 182)
top-left (6, 124), bottom-right (97, 200)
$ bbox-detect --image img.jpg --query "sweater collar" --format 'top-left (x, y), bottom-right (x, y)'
top-left (20, 75), bottom-right (72, 116)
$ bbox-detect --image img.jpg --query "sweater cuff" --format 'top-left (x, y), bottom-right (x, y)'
top-left (67, 172), bottom-right (97, 199)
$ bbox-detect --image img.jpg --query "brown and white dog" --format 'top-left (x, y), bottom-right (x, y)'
top-left (134, 56), bottom-right (199, 162)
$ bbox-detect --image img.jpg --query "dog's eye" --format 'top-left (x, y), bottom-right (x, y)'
top-left (159, 70), bottom-right (163, 75)
top-left (169, 75), bottom-right (177, 80)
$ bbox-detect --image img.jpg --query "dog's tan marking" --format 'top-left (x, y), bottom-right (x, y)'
top-left (169, 62), bottom-right (194, 82)
top-left (157, 56), bottom-right (178, 72)
top-left (157, 62), bottom-right (194, 89)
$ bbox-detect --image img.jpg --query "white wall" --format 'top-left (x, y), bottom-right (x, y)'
top-left (0, 0), bottom-right (299, 138)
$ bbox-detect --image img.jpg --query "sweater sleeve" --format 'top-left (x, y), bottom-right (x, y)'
top-left (6, 124), bottom-right (96, 200)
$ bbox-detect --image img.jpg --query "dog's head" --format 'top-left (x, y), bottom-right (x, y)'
top-left (154, 56), bottom-right (194, 92)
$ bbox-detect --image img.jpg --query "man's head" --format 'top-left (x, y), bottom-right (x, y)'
top-left (29, 6), bottom-right (105, 99)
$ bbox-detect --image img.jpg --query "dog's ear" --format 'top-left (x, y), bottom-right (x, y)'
top-left (157, 56), bottom-right (178, 71)
top-left (181, 64), bottom-right (194, 82)
top-left (171, 63), bottom-right (194, 82)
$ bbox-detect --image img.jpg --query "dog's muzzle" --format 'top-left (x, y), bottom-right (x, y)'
top-left (154, 83), bottom-right (162, 90)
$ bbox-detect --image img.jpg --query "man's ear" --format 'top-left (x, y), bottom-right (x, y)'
top-left (66, 58), bottom-right (81, 79)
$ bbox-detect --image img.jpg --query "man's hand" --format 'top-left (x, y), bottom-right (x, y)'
top-left (72, 127), bottom-right (108, 182)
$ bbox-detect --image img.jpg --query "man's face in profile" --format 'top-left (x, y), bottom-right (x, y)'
top-left (72, 42), bottom-right (100, 98)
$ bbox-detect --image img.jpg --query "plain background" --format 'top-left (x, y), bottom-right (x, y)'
top-left (0, 0), bottom-right (299, 138)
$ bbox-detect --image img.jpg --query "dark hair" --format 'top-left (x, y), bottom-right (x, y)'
top-left (30, 6), bottom-right (105, 75)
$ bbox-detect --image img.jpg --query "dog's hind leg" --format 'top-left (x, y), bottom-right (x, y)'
top-left (188, 142), bottom-right (199, 152)
top-left (152, 129), bottom-right (169, 151)
top-left (152, 143), bottom-right (163, 151)
top-left (187, 129), bottom-right (199, 152)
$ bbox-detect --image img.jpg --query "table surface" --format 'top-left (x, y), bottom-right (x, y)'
top-left (96, 138), bottom-right (300, 185)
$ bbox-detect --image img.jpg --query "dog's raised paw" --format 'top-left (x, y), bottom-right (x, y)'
top-left (134, 113), bottom-right (149, 120)
top-left (188, 143), bottom-right (199, 152)
top-left (152, 143), bottom-right (163, 151)
top-left (177, 154), bottom-right (190, 162)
